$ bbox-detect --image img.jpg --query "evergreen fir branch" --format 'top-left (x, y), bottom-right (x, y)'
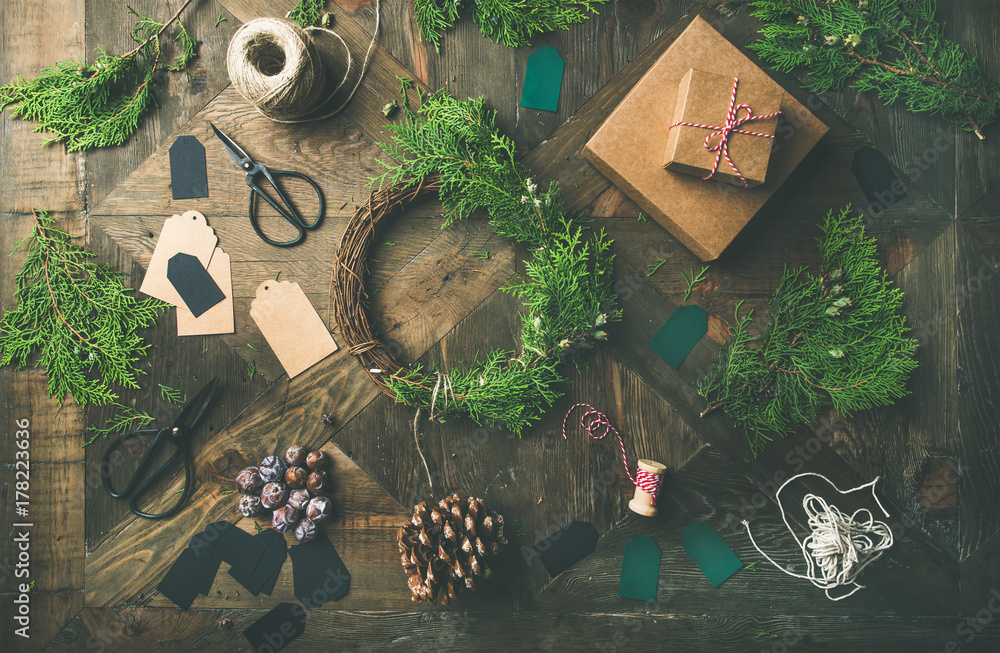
top-left (371, 90), bottom-right (619, 435)
top-left (83, 403), bottom-right (155, 447)
top-left (0, 0), bottom-right (198, 151)
top-left (0, 210), bottom-right (167, 408)
top-left (748, 0), bottom-right (1000, 139)
top-left (646, 260), bottom-right (667, 277)
top-left (288, 0), bottom-right (326, 28)
top-left (698, 206), bottom-right (918, 456)
top-left (682, 265), bottom-right (710, 301)
top-left (414, 0), bottom-right (608, 51)
top-left (158, 384), bottom-right (183, 404)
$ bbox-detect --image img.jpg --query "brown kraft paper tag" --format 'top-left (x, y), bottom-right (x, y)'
top-left (249, 280), bottom-right (338, 378)
top-left (140, 210), bottom-right (218, 306)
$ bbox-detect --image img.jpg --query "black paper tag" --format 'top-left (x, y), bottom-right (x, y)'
top-left (157, 547), bottom-right (218, 609)
top-left (167, 252), bottom-right (225, 317)
top-left (169, 135), bottom-right (209, 200)
top-left (534, 521), bottom-right (600, 577)
top-left (229, 529), bottom-right (288, 596)
top-left (243, 602), bottom-right (306, 653)
top-left (287, 531), bottom-right (350, 607)
top-left (851, 147), bottom-right (907, 214)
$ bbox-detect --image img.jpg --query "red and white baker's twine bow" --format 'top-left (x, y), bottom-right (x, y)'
top-left (562, 404), bottom-right (662, 505)
top-left (669, 76), bottom-right (781, 188)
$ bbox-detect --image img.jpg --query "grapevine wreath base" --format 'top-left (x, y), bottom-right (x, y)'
top-left (331, 90), bottom-right (620, 436)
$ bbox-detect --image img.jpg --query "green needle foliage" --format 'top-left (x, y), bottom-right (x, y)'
top-left (0, 4), bottom-right (199, 152)
top-left (288, 0), bottom-right (326, 27)
top-left (0, 211), bottom-right (167, 408)
top-left (84, 404), bottom-right (155, 447)
top-left (414, 0), bottom-right (608, 51)
top-left (698, 206), bottom-right (918, 456)
top-left (748, 0), bottom-right (1000, 139)
top-left (374, 90), bottom-right (620, 434)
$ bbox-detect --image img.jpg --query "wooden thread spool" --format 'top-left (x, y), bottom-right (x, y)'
top-left (628, 459), bottom-right (667, 517)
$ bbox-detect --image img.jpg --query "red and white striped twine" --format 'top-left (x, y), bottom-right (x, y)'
top-left (668, 76), bottom-right (781, 188)
top-left (562, 403), bottom-right (662, 505)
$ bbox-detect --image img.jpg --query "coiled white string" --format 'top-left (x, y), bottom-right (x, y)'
top-left (742, 472), bottom-right (894, 601)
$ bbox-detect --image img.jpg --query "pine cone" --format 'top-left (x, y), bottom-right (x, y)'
top-left (397, 493), bottom-right (507, 604)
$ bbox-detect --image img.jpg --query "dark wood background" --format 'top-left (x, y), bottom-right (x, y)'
top-left (1, 0), bottom-right (998, 651)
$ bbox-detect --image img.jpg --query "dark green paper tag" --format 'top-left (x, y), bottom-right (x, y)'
top-left (648, 304), bottom-right (708, 368)
top-left (682, 522), bottom-right (742, 587)
top-left (520, 47), bottom-right (564, 112)
top-left (618, 535), bottom-right (661, 602)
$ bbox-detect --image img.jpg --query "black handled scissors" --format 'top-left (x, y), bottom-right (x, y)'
top-left (101, 378), bottom-right (220, 520)
top-left (211, 123), bottom-right (325, 247)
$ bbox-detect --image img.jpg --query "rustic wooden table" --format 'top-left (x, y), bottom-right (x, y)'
top-left (1, 0), bottom-right (998, 651)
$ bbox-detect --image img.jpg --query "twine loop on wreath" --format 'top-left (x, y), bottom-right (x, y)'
top-left (226, 0), bottom-right (380, 123)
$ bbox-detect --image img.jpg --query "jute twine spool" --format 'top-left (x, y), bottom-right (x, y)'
top-left (226, 1), bottom-right (379, 123)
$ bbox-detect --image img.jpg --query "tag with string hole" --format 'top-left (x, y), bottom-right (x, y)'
top-left (249, 280), bottom-right (337, 378)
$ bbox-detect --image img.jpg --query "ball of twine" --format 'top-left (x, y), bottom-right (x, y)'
top-left (226, 17), bottom-right (337, 122)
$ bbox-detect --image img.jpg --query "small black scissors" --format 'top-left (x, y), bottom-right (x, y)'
top-left (101, 378), bottom-right (220, 520)
top-left (211, 123), bottom-right (325, 247)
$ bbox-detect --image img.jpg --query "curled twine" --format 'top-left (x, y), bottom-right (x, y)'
top-left (668, 76), bottom-right (781, 187)
top-left (562, 404), bottom-right (662, 505)
top-left (226, 0), bottom-right (380, 124)
top-left (429, 371), bottom-right (455, 422)
top-left (742, 472), bottom-right (894, 601)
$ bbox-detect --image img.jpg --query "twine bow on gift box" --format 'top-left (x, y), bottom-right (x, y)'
top-left (669, 76), bottom-right (781, 187)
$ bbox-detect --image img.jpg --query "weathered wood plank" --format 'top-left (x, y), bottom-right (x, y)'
top-left (955, 224), bottom-right (1000, 559)
top-left (848, 226), bottom-right (960, 556)
top-left (43, 607), bottom-right (1000, 652)
top-left (0, 367), bottom-right (84, 653)
top-left (0, 0), bottom-right (85, 214)
top-left (84, 0), bottom-right (239, 209)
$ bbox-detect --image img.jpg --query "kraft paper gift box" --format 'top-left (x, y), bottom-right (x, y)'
top-left (583, 16), bottom-right (828, 261)
top-left (663, 68), bottom-right (781, 188)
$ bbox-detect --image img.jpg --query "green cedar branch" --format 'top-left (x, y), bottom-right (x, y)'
top-left (0, 210), bottom-right (167, 408)
top-left (414, 0), bottom-right (608, 51)
top-left (373, 90), bottom-right (620, 435)
top-left (748, 0), bottom-right (1000, 139)
top-left (698, 206), bottom-right (918, 456)
top-left (288, 0), bottom-right (327, 27)
top-left (0, 0), bottom-right (199, 152)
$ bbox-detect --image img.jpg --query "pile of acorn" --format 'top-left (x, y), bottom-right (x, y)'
top-left (235, 445), bottom-right (332, 542)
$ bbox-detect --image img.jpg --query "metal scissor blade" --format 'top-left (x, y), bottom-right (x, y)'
top-left (173, 377), bottom-right (220, 434)
top-left (210, 123), bottom-right (253, 170)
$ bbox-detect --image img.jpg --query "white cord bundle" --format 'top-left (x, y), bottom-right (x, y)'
top-left (743, 472), bottom-right (894, 601)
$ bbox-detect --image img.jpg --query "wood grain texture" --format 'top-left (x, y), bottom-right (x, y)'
top-left (43, 608), bottom-right (1000, 652)
top-left (955, 224), bottom-right (1000, 560)
top-left (0, 369), bottom-right (84, 653)
top-left (0, 0), bottom-right (85, 213)
top-left (84, 0), bottom-right (239, 209)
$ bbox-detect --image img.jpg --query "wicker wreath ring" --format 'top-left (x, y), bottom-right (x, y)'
top-left (332, 175), bottom-right (443, 400)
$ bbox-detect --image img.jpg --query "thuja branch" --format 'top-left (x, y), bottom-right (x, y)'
top-left (748, 0), bottom-right (1000, 139)
top-left (698, 206), bottom-right (918, 456)
top-left (0, 0), bottom-right (200, 151)
top-left (414, 0), bottom-right (608, 51)
top-left (0, 211), bottom-right (167, 407)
